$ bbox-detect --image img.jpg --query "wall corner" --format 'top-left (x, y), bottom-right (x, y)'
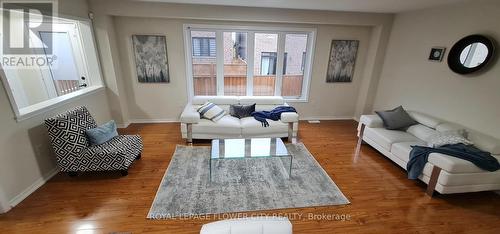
top-left (354, 17), bottom-right (394, 119)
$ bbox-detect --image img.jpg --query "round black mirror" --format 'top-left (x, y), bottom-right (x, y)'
top-left (447, 34), bottom-right (495, 74)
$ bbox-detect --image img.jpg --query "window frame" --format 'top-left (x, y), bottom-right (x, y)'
top-left (183, 24), bottom-right (316, 102)
top-left (0, 13), bottom-right (105, 122)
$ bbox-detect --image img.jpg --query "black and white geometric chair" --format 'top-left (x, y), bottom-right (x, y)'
top-left (45, 106), bottom-right (143, 177)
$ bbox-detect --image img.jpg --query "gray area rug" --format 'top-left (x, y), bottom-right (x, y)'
top-left (148, 143), bottom-right (349, 219)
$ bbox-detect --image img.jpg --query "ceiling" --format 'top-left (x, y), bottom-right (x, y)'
top-left (134, 0), bottom-right (469, 13)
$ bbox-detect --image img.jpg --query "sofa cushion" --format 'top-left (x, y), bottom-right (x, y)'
top-left (435, 122), bottom-right (500, 154)
top-left (391, 142), bottom-right (500, 174)
top-left (467, 130), bottom-right (500, 155)
top-left (406, 124), bottom-right (438, 142)
top-left (360, 115), bottom-right (384, 128)
top-left (240, 117), bottom-right (288, 135)
top-left (435, 122), bottom-right (464, 132)
top-left (428, 153), bottom-right (500, 173)
top-left (255, 105), bottom-right (280, 111)
top-left (375, 106), bottom-right (418, 130)
top-left (192, 96), bottom-right (239, 105)
top-left (364, 127), bottom-right (422, 151)
top-left (391, 141), bottom-right (426, 163)
top-left (407, 111), bottom-right (443, 129)
top-left (192, 116), bottom-right (241, 135)
top-left (239, 96), bottom-right (284, 105)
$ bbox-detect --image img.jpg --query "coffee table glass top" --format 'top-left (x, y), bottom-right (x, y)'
top-left (211, 138), bottom-right (290, 159)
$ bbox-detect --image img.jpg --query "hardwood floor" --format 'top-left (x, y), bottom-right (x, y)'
top-left (1, 121), bottom-right (499, 233)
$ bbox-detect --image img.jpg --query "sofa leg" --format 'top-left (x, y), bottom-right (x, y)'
top-left (186, 123), bottom-right (193, 145)
top-left (426, 166), bottom-right (442, 197)
top-left (67, 172), bottom-right (78, 177)
top-left (120, 170), bottom-right (129, 176)
top-left (355, 123), bottom-right (366, 156)
top-left (288, 123), bottom-right (294, 143)
top-left (136, 153), bottom-right (142, 160)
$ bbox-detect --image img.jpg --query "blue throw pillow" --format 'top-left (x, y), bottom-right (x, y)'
top-left (86, 120), bottom-right (118, 146)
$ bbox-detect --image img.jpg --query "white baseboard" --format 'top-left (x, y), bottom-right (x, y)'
top-left (300, 116), bottom-right (355, 121)
top-left (116, 121), bottom-right (131, 129)
top-left (129, 118), bottom-right (179, 123)
top-left (116, 119), bottom-right (180, 128)
top-left (8, 167), bottom-right (59, 208)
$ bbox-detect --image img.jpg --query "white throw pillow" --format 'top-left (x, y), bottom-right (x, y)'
top-left (426, 130), bottom-right (473, 148)
top-left (197, 102), bottom-right (226, 122)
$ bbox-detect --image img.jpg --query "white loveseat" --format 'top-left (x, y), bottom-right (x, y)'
top-left (180, 96), bottom-right (298, 142)
top-left (357, 111), bottom-right (500, 196)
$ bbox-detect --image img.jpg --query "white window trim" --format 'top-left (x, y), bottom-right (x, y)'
top-left (183, 24), bottom-right (316, 102)
top-left (0, 13), bottom-right (106, 122)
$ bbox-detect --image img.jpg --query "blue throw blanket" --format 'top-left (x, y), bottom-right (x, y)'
top-left (251, 106), bottom-right (297, 127)
top-left (407, 144), bottom-right (500, 179)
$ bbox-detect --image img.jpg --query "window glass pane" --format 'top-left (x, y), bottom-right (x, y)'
top-left (191, 31), bottom-right (217, 95)
top-left (223, 32), bottom-right (247, 96)
top-left (282, 34), bottom-right (308, 97)
top-left (253, 33), bottom-right (277, 96)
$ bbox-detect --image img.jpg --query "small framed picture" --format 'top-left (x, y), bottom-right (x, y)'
top-left (429, 47), bottom-right (446, 62)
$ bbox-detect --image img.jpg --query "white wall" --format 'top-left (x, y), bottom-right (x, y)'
top-left (373, 0), bottom-right (500, 139)
top-left (89, 0), bottom-right (393, 123)
top-left (0, 0), bottom-right (113, 213)
top-left (113, 17), bottom-right (373, 121)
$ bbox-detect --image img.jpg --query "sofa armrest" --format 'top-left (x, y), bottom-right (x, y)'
top-left (281, 112), bottom-right (299, 123)
top-left (180, 104), bottom-right (200, 124)
top-left (359, 115), bottom-right (384, 128)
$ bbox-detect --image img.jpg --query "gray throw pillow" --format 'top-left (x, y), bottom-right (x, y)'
top-left (375, 106), bottom-right (418, 130)
top-left (230, 103), bottom-right (256, 119)
top-left (86, 120), bottom-right (118, 145)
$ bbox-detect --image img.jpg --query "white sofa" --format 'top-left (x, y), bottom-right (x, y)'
top-left (357, 111), bottom-right (500, 196)
top-left (200, 217), bottom-right (292, 234)
top-left (180, 96), bottom-right (298, 142)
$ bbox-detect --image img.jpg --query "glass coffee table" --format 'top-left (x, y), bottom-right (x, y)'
top-left (210, 138), bottom-right (292, 182)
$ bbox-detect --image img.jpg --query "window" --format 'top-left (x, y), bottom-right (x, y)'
top-left (253, 33), bottom-right (278, 96)
top-left (185, 25), bottom-right (315, 101)
top-left (0, 13), bottom-right (104, 120)
top-left (192, 37), bottom-right (216, 57)
top-left (191, 31), bottom-right (217, 95)
top-left (260, 52), bottom-right (288, 75)
top-left (224, 32), bottom-right (247, 96)
top-left (282, 34), bottom-right (308, 97)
